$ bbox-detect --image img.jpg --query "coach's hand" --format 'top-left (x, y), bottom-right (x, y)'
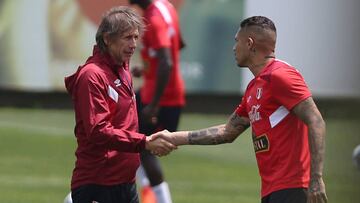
top-left (307, 176), bottom-right (327, 203)
top-left (145, 135), bottom-right (177, 156)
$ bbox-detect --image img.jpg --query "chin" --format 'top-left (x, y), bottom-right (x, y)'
top-left (236, 61), bottom-right (245, 68)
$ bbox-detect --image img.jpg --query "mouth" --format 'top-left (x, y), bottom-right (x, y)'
top-left (124, 51), bottom-right (134, 57)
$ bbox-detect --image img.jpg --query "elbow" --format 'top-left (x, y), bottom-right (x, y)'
top-left (159, 58), bottom-right (173, 72)
top-left (316, 116), bottom-right (326, 130)
top-left (224, 133), bottom-right (238, 143)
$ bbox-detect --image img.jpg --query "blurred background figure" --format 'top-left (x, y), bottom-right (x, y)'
top-left (129, 1), bottom-right (186, 203)
top-left (353, 144), bottom-right (360, 171)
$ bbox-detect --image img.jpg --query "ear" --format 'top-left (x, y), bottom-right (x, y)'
top-left (103, 33), bottom-right (110, 46)
top-left (247, 37), bottom-right (255, 51)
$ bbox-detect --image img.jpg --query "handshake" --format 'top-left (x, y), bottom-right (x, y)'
top-left (144, 130), bottom-right (182, 157)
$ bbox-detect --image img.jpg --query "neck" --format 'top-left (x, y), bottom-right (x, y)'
top-left (248, 55), bottom-right (275, 76)
top-left (139, 0), bottom-right (152, 9)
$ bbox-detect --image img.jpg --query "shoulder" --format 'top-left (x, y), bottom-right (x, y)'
top-left (146, 11), bottom-right (166, 27)
top-left (270, 60), bottom-right (304, 82)
top-left (79, 63), bottom-right (106, 83)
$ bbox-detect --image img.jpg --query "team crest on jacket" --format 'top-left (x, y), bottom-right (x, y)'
top-left (252, 134), bottom-right (269, 153)
top-left (114, 79), bottom-right (121, 87)
top-left (256, 88), bottom-right (262, 100)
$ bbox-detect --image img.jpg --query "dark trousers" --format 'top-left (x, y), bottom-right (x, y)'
top-left (136, 92), bottom-right (182, 135)
top-left (261, 188), bottom-right (307, 203)
top-left (135, 92), bottom-right (182, 186)
top-left (71, 183), bottom-right (139, 203)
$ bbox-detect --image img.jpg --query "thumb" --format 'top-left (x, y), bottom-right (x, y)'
top-left (149, 132), bottom-right (162, 141)
top-left (161, 129), bottom-right (170, 133)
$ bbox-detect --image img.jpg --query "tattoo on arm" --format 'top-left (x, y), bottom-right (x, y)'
top-left (188, 113), bottom-right (250, 145)
top-left (293, 97), bottom-right (326, 180)
top-left (188, 126), bottom-right (225, 145)
top-left (227, 113), bottom-right (250, 133)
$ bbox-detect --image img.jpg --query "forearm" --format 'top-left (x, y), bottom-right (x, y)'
top-left (189, 124), bottom-right (230, 145)
top-left (151, 64), bottom-right (171, 106)
top-left (170, 124), bottom-right (227, 145)
top-left (151, 48), bottom-right (172, 106)
top-left (292, 97), bottom-right (326, 178)
top-left (160, 113), bottom-right (249, 146)
top-left (308, 118), bottom-right (326, 178)
top-left (89, 123), bottom-right (146, 152)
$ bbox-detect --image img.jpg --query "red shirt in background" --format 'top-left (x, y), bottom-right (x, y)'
top-left (65, 46), bottom-right (146, 190)
top-left (236, 59), bottom-right (312, 197)
top-left (140, 0), bottom-right (185, 106)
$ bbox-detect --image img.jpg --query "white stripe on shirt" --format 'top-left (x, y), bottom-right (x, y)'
top-left (269, 105), bottom-right (289, 128)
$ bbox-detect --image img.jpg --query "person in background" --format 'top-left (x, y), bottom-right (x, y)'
top-left (151, 16), bottom-right (328, 203)
top-left (64, 6), bottom-right (176, 203)
top-left (128, 0), bottom-right (186, 203)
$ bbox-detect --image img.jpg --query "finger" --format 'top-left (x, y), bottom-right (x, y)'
top-left (162, 139), bottom-right (177, 151)
top-left (321, 193), bottom-right (328, 203)
top-left (147, 135), bottom-right (154, 142)
top-left (317, 193), bottom-right (327, 203)
top-left (150, 150), bottom-right (158, 155)
top-left (306, 191), bottom-right (312, 203)
top-left (161, 129), bottom-right (170, 133)
top-left (149, 132), bottom-right (163, 141)
top-left (155, 148), bottom-right (169, 157)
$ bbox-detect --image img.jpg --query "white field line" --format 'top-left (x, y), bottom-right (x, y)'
top-left (0, 120), bottom-right (73, 136)
top-left (0, 175), bottom-right (67, 187)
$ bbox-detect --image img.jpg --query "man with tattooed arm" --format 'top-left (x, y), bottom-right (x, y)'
top-left (151, 16), bottom-right (328, 203)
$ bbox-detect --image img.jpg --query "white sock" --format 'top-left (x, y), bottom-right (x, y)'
top-left (136, 165), bottom-right (150, 187)
top-left (152, 182), bottom-right (172, 203)
top-left (63, 192), bottom-right (72, 203)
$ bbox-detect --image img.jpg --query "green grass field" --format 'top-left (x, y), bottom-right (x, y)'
top-left (0, 108), bottom-right (359, 203)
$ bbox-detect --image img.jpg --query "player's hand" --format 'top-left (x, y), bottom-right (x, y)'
top-left (150, 129), bottom-right (173, 143)
top-left (145, 135), bottom-right (177, 156)
top-left (142, 104), bottom-right (159, 125)
top-left (131, 66), bottom-right (143, 78)
top-left (307, 176), bottom-right (327, 203)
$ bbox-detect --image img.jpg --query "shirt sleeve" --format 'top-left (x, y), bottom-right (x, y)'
top-left (271, 67), bottom-right (312, 110)
top-left (76, 66), bottom-right (146, 152)
top-left (235, 96), bottom-right (249, 118)
top-left (146, 14), bottom-right (171, 49)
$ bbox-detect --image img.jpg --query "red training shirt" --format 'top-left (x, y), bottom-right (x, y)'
top-left (235, 59), bottom-right (312, 197)
top-left (140, 0), bottom-right (185, 106)
top-left (65, 46), bottom-right (146, 190)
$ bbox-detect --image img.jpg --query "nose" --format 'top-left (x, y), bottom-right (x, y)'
top-left (130, 37), bottom-right (137, 48)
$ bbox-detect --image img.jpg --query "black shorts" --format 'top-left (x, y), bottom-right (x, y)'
top-left (136, 92), bottom-right (182, 135)
top-left (71, 183), bottom-right (139, 203)
top-left (261, 188), bottom-right (307, 203)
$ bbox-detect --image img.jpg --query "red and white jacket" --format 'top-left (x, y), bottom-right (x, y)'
top-left (65, 46), bottom-right (146, 190)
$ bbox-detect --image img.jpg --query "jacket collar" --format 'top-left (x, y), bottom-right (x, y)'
top-left (89, 45), bottom-right (128, 72)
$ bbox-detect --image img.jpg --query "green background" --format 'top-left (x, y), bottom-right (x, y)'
top-left (0, 108), bottom-right (359, 202)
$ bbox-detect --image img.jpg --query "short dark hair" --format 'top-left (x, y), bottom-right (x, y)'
top-left (240, 16), bottom-right (276, 33)
top-left (96, 6), bottom-right (144, 52)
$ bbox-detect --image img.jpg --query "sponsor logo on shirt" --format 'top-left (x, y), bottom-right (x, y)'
top-left (249, 104), bottom-right (261, 123)
top-left (252, 134), bottom-right (270, 153)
